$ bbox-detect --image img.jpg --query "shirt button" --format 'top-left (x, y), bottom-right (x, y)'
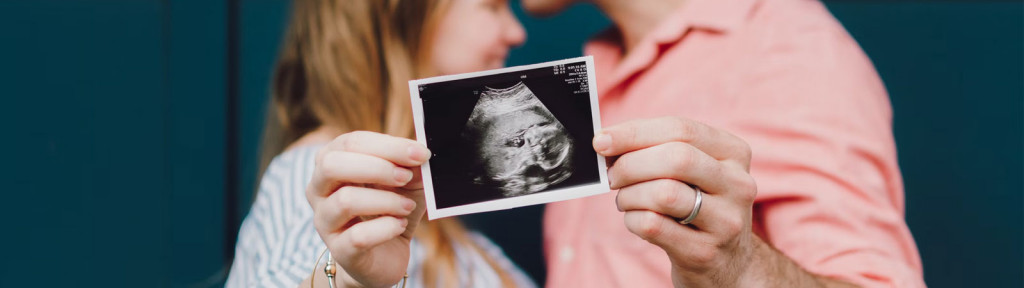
top-left (559, 246), bottom-right (574, 263)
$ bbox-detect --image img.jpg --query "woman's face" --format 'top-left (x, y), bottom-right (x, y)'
top-left (430, 0), bottom-right (526, 75)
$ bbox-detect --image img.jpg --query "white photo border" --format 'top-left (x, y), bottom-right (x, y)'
top-left (409, 56), bottom-right (610, 220)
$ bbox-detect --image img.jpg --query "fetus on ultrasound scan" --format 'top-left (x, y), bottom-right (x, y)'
top-left (462, 82), bottom-right (574, 197)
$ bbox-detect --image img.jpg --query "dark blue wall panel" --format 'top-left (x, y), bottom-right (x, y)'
top-left (236, 0), bottom-right (290, 223)
top-left (1, 0), bottom-right (230, 287)
top-left (166, 0), bottom-right (228, 285)
top-left (0, 1), bottom-right (168, 286)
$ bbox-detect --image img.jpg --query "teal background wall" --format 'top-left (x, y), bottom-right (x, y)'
top-left (1, 1), bottom-right (1020, 287)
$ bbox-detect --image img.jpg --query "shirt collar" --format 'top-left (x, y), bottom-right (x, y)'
top-left (681, 0), bottom-right (759, 34)
top-left (587, 0), bottom-right (759, 94)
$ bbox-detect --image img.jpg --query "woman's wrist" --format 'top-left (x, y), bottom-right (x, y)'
top-left (302, 259), bottom-right (364, 288)
top-left (336, 266), bottom-right (366, 288)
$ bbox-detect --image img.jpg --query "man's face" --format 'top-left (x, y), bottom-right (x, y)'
top-left (476, 106), bottom-right (574, 196)
top-left (519, 0), bottom-right (577, 17)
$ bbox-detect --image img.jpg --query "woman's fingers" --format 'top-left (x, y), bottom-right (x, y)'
top-left (320, 131), bottom-right (431, 168)
top-left (402, 167), bottom-right (425, 191)
top-left (309, 131), bottom-right (431, 197)
top-left (314, 186), bottom-right (417, 234)
top-left (310, 151), bottom-right (416, 197)
top-left (328, 216), bottom-right (409, 258)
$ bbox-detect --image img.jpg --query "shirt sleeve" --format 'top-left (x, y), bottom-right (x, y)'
top-left (729, 3), bottom-right (925, 287)
top-left (226, 147), bottom-right (321, 287)
top-left (467, 232), bottom-right (539, 288)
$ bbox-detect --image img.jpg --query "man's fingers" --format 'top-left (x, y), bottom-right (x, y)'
top-left (311, 151), bottom-right (416, 196)
top-left (319, 131), bottom-right (431, 168)
top-left (616, 179), bottom-right (696, 217)
top-left (616, 179), bottom-right (743, 236)
top-left (315, 186), bottom-right (417, 233)
top-left (623, 211), bottom-right (715, 263)
top-left (593, 117), bottom-right (751, 167)
top-left (607, 142), bottom-right (730, 194)
top-left (330, 216), bottom-right (409, 258)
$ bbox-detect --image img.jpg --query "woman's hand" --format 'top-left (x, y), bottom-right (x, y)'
top-left (306, 131), bottom-right (431, 288)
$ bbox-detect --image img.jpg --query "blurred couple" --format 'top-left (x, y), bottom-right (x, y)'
top-left (227, 0), bottom-right (926, 287)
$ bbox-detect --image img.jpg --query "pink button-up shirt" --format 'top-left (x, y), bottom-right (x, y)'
top-left (542, 0), bottom-right (925, 287)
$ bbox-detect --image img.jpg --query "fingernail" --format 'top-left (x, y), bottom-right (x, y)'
top-left (394, 168), bottom-right (413, 184)
top-left (399, 218), bottom-right (409, 227)
top-left (593, 133), bottom-right (611, 153)
top-left (408, 145), bottom-right (430, 162)
top-left (401, 198), bottom-right (416, 212)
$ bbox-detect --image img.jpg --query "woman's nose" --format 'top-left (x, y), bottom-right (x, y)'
top-left (503, 9), bottom-right (527, 47)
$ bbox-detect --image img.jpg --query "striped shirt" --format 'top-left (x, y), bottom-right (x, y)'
top-left (226, 145), bottom-right (536, 288)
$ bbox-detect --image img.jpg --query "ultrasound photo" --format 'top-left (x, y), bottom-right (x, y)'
top-left (410, 56), bottom-right (610, 219)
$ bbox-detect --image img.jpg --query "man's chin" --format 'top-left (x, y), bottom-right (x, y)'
top-left (519, 0), bottom-right (576, 17)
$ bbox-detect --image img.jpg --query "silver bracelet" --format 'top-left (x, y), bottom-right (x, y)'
top-left (311, 248), bottom-right (409, 288)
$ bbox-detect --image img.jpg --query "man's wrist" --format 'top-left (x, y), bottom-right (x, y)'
top-left (734, 235), bottom-right (771, 287)
top-left (735, 235), bottom-right (829, 288)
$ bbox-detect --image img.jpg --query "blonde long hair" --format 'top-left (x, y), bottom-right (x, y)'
top-left (260, 0), bottom-right (518, 287)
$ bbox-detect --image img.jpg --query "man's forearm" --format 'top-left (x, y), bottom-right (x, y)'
top-left (739, 236), bottom-right (859, 288)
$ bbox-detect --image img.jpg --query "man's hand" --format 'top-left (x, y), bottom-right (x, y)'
top-left (595, 117), bottom-right (857, 288)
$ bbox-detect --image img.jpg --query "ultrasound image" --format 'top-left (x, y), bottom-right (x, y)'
top-left (463, 82), bottom-right (574, 197)
top-left (417, 59), bottom-right (601, 209)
